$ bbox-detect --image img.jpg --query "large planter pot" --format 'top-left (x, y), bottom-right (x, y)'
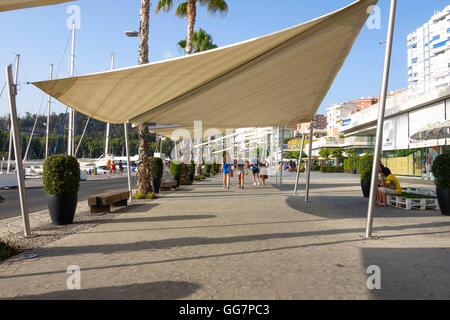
top-left (175, 176), bottom-right (181, 187)
top-left (47, 193), bottom-right (78, 225)
top-left (436, 188), bottom-right (450, 216)
top-left (189, 172), bottom-right (194, 182)
top-left (360, 180), bottom-right (371, 198)
top-left (153, 177), bottom-right (161, 194)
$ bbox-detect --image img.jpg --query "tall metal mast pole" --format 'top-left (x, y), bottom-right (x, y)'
top-left (68, 23), bottom-right (75, 156)
top-left (365, 0), bottom-right (397, 239)
top-left (45, 64), bottom-right (53, 159)
top-left (105, 53), bottom-right (114, 156)
top-left (7, 54), bottom-right (20, 173)
top-left (305, 119), bottom-right (314, 202)
top-left (6, 64), bottom-right (31, 237)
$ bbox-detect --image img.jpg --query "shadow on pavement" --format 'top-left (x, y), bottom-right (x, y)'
top-left (272, 183), bottom-right (359, 192)
top-left (11, 281), bottom-right (201, 300)
top-left (362, 247), bottom-right (450, 299)
top-left (286, 195), bottom-right (444, 219)
top-left (33, 221), bottom-right (450, 258)
top-left (74, 214), bottom-right (217, 225)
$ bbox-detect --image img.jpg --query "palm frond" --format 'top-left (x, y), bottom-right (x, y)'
top-left (198, 0), bottom-right (228, 17)
top-left (175, 1), bottom-right (188, 18)
top-left (155, 0), bottom-right (174, 15)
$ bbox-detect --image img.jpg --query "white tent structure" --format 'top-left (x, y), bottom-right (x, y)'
top-left (33, 0), bottom-right (378, 129)
top-left (20, 0), bottom-right (398, 239)
top-left (0, 0), bottom-right (73, 11)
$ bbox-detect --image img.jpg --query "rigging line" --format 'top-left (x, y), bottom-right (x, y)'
top-left (75, 117), bottom-right (90, 157)
top-left (53, 108), bottom-right (68, 156)
top-left (55, 29), bottom-right (73, 78)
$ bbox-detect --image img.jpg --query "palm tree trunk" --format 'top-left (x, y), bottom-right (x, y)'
top-left (137, 0), bottom-right (154, 195)
top-left (185, 0), bottom-right (196, 55)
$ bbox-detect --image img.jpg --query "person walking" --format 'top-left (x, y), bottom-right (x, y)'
top-left (111, 161), bottom-right (116, 175)
top-left (118, 161), bottom-right (124, 176)
top-left (236, 156), bottom-right (246, 189)
top-left (250, 156), bottom-right (260, 186)
top-left (259, 158), bottom-right (269, 186)
top-left (220, 154), bottom-right (232, 189)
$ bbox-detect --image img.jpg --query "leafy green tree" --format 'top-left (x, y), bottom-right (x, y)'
top-left (178, 28), bottom-right (217, 53)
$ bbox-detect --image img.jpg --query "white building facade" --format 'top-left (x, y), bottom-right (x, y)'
top-left (326, 102), bottom-right (357, 138)
top-left (407, 5), bottom-right (450, 91)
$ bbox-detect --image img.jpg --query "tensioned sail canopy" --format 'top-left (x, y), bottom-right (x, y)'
top-left (0, 0), bottom-right (74, 11)
top-left (33, 0), bottom-right (377, 129)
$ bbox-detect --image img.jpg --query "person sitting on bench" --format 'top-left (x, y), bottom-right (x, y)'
top-left (376, 167), bottom-right (401, 206)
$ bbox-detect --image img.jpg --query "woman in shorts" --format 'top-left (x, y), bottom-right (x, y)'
top-left (236, 156), bottom-right (246, 189)
top-left (220, 154), bottom-right (233, 189)
top-left (259, 158), bottom-right (269, 186)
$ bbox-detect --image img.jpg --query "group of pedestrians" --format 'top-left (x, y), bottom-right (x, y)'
top-left (220, 154), bottom-right (269, 189)
top-left (109, 161), bottom-right (124, 175)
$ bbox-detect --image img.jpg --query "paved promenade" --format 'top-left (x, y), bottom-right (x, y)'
top-left (0, 172), bottom-right (449, 299)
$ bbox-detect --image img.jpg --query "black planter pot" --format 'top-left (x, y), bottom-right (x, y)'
top-left (153, 178), bottom-right (161, 194)
top-left (360, 180), bottom-right (371, 198)
top-left (352, 168), bottom-right (357, 174)
top-left (176, 176), bottom-right (181, 187)
top-left (47, 193), bottom-right (78, 225)
top-left (189, 172), bottom-right (194, 182)
top-left (436, 188), bottom-right (450, 216)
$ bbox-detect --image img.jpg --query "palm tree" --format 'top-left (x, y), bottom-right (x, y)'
top-left (155, 0), bottom-right (228, 55)
top-left (136, 0), bottom-right (154, 195)
top-left (178, 28), bottom-right (217, 54)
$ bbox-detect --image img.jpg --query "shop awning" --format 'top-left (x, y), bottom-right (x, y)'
top-left (0, 0), bottom-right (74, 11)
top-left (33, 0), bottom-right (377, 129)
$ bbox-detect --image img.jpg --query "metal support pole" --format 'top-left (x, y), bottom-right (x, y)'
top-left (124, 121), bottom-right (132, 201)
top-left (294, 134), bottom-right (306, 195)
top-left (68, 23), bottom-right (76, 156)
top-left (305, 120), bottom-right (314, 202)
top-left (6, 64), bottom-right (31, 237)
top-left (45, 64), bottom-right (53, 159)
top-left (105, 53), bottom-right (115, 156)
top-left (365, 0), bottom-right (397, 239)
top-left (279, 127), bottom-right (284, 186)
top-left (7, 54), bottom-right (20, 173)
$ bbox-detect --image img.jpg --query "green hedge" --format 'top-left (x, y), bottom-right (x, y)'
top-left (0, 240), bottom-right (17, 261)
top-left (432, 153), bottom-right (450, 189)
top-left (320, 165), bottom-right (344, 173)
top-left (358, 154), bottom-right (374, 181)
top-left (43, 155), bottom-right (80, 195)
top-left (149, 157), bottom-right (163, 180)
top-left (205, 163), bottom-right (212, 173)
top-left (169, 160), bottom-right (183, 177)
top-left (344, 157), bottom-right (360, 171)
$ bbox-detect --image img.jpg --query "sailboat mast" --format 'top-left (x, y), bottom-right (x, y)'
top-left (68, 23), bottom-right (75, 156)
top-left (7, 54), bottom-right (20, 173)
top-left (45, 64), bottom-right (53, 159)
top-left (105, 53), bottom-right (114, 156)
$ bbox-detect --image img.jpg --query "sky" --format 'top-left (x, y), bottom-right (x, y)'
top-left (0, 0), bottom-right (449, 119)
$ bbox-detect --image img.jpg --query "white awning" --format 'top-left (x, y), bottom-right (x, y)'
top-left (33, 0), bottom-right (377, 129)
top-left (0, 0), bottom-right (74, 11)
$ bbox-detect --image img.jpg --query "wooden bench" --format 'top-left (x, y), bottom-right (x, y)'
top-left (159, 179), bottom-right (177, 191)
top-left (88, 190), bottom-right (130, 214)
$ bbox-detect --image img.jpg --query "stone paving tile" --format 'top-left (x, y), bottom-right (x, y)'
top-left (0, 172), bottom-right (449, 299)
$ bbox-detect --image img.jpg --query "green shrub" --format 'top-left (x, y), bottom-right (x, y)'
top-left (199, 175), bottom-right (206, 180)
top-left (133, 193), bottom-right (157, 200)
top-left (310, 165), bottom-right (321, 171)
top-left (169, 160), bottom-right (183, 177)
top-left (43, 155), bottom-right (80, 195)
top-left (149, 157), bottom-right (163, 180)
top-left (320, 165), bottom-right (343, 173)
top-left (188, 163), bottom-right (195, 175)
top-left (344, 157), bottom-right (360, 171)
top-left (432, 153), bottom-right (450, 189)
top-left (205, 163), bottom-right (212, 173)
top-left (0, 240), bottom-right (18, 261)
top-left (181, 180), bottom-right (193, 185)
top-left (358, 154), bottom-right (374, 181)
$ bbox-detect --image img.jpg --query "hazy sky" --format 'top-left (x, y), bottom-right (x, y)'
top-left (0, 0), bottom-right (448, 119)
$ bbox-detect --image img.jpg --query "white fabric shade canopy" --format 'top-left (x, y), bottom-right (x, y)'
top-left (410, 120), bottom-right (450, 140)
top-left (33, 0), bottom-right (377, 129)
top-left (0, 0), bottom-right (74, 11)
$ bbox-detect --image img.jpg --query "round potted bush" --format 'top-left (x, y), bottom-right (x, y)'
top-left (431, 153), bottom-right (450, 216)
top-left (358, 154), bottom-right (373, 198)
top-left (169, 160), bottom-right (183, 187)
top-left (149, 157), bottom-right (163, 194)
top-left (43, 155), bottom-right (80, 225)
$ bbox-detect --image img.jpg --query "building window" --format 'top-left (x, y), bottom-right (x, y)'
top-left (432, 35), bottom-right (440, 41)
top-left (411, 57), bottom-right (418, 63)
top-left (433, 40), bottom-right (447, 48)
